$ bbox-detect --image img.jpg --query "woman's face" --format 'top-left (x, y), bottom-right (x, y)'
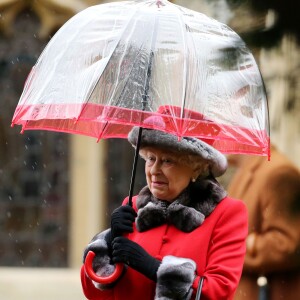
top-left (140, 147), bottom-right (197, 202)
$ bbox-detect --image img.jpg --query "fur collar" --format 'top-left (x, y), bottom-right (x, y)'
top-left (136, 177), bottom-right (227, 232)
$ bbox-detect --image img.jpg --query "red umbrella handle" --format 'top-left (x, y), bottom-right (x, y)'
top-left (84, 251), bottom-right (124, 284)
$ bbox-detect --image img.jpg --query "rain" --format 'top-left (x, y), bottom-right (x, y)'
top-left (0, 0), bottom-right (300, 299)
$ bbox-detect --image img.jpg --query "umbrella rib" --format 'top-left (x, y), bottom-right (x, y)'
top-left (142, 15), bottom-right (159, 109)
top-left (75, 7), bottom-right (140, 122)
top-left (127, 14), bottom-right (159, 207)
top-left (113, 45), bottom-right (146, 108)
top-left (177, 10), bottom-right (189, 121)
top-left (95, 43), bottom-right (146, 141)
top-left (114, 13), bottom-right (158, 109)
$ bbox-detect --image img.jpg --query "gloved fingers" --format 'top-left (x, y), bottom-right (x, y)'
top-left (111, 251), bottom-right (126, 264)
top-left (114, 212), bottom-right (136, 223)
top-left (115, 224), bottom-right (134, 234)
top-left (112, 205), bottom-right (137, 218)
top-left (111, 206), bottom-right (137, 238)
top-left (111, 237), bottom-right (134, 262)
top-left (111, 216), bottom-right (135, 228)
top-left (111, 237), bottom-right (160, 282)
top-left (112, 218), bottom-right (135, 233)
top-left (111, 206), bottom-right (137, 234)
top-left (112, 236), bottom-right (131, 249)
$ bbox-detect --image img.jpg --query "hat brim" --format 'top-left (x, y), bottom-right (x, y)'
top-left (128, 127), bottom-right (227, 177)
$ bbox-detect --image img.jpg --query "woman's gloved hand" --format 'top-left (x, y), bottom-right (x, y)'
top-left (112, 236), bottom-right (161, 281)
top-left (111, 205), bottom-right (137, 240)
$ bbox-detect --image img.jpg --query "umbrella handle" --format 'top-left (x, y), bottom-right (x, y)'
top-left (84, 251), bottom-right (124, 284)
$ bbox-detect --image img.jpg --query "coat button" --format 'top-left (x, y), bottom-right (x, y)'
top-left (162, 235), bottom-right (169, 244)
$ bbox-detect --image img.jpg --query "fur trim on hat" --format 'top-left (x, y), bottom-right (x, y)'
top-left (155, 255), bottom-right (196, 300)
top-left (83, 229), bottom-right (122, 290)
top-left (136, 177), bottom-right (226, 232)
top-left (128, 127), bottom-right (227, 177)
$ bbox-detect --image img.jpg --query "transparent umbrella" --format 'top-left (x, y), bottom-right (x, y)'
top-left (12, 0), bottom-right (269, 156)
top-left (11, 0), bottom-right (270, 289)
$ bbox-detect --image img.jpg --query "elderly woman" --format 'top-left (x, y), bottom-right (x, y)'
top-left (81, 127), bottom-right (248, 300)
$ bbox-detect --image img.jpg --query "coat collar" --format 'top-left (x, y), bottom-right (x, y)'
top-left (135, 177), bottom-right (227, 232)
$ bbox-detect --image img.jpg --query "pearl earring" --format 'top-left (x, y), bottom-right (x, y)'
top-left (192, 178), bottom-right (196, 182)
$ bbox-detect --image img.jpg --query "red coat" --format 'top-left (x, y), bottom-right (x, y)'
top-left (81, 194), bottom-right (248, 300)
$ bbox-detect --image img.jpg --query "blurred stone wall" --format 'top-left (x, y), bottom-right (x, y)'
top-left (260, 36), bottom-right (300, 167)
top-left (0, 0), bottom-right (112, 271)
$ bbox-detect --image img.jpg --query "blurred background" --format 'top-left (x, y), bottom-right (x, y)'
top-left (0, 0), bottom-right (299, 298)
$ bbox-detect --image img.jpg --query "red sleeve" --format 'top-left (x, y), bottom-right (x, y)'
top-left (197, 199), bottom-right (248, 300)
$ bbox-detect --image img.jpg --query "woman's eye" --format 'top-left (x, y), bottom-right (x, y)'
top-left (146, 156), bottom-right (155, 164)
top-left (162, 158), bottom-right (174, 165)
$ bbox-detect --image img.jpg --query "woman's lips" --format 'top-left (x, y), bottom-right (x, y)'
top-left (152, 181), bottom-right (167, 186)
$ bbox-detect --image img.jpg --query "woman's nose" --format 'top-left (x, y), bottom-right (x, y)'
top-left (150, 161), bottom-right (161, 175)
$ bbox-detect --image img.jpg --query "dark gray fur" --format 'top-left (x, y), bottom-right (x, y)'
top-left (136, 177), bottom-right (226, 232)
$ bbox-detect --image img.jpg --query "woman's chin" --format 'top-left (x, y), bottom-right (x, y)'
top-left (151, 188), bottom-right (168, 201)
top-left (151, 190), bottom-right (176, 202)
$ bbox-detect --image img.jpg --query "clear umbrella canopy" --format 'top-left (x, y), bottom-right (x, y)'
top-left (12, 0), bottom-right (270, 157)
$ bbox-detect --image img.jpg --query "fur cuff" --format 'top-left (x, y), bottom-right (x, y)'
top-left (155, 256), bottom-right (196, 300)
top-left (84, 229), bottom-right (118, 290)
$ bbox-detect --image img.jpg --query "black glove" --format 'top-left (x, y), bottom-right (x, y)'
top-left (111, 205), bottom-right (137, 240)
top-left (112, 236), bottom-right (161, 281)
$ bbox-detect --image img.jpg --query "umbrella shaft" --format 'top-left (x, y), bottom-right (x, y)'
top-left (258, 286), bottom-right (269, 300)
top-left (195, 277), bottom-right (204, 300)
top-left (128, 126), bottom-right (143, 206)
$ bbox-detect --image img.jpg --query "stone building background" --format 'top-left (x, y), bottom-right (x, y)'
top-left (0, 0), bottom-right (299, 299)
